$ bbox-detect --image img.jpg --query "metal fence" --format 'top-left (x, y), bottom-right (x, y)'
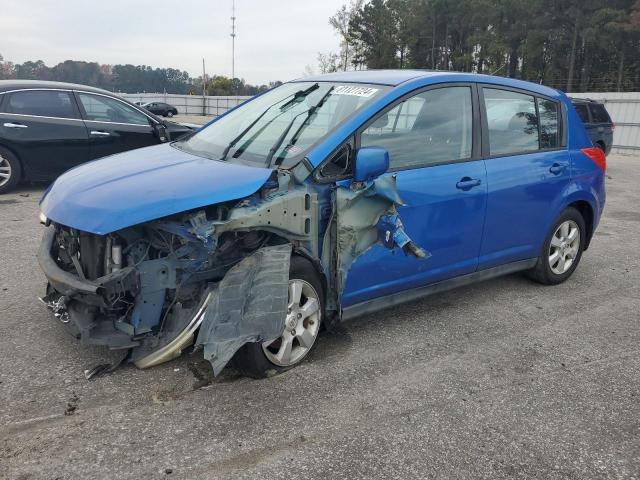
top-left (569, 92), bottom-right (640, 154)
top-left (120, 93), bottom-right (251, 117)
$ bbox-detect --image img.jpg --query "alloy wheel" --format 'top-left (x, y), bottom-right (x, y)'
top-left (0, 154), bottom-right (12, 187)
top-left (262, 279), bottom-right (321, 367)
top-left (548, 220), bottom-right (581, 275)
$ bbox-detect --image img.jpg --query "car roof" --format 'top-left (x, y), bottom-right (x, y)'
top-left (293, 69), bottom-right (562, 98)
top-left (0, 80), bottom-right (113, 95)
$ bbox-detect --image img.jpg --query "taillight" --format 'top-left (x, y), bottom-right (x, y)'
top-left (611, 122), bottom-right (616, 131)
top-left (581, 147), bottom-right (606, 172)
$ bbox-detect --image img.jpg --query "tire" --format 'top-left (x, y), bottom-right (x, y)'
top-left (0, 147), bottom-right (21, 195)
top-left (527, 207), bottom-right (586, 285)
top-left (231, 255), bottom-right (324, 378)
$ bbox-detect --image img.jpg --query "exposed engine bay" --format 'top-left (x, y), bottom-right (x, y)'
top-left (38, 170), bottom-right (427, 375)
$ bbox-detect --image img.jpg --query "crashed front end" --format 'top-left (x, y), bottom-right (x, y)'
top-left (38, 173), bottom-right (322, 374)
top-left (38, 168), bottom-right (425, 375)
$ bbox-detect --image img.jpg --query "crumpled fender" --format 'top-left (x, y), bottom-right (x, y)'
top-left (195, 244), bottom-right (292, 375)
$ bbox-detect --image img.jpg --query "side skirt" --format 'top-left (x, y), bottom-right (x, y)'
top-left (341, 258), bottom-right (538, 321)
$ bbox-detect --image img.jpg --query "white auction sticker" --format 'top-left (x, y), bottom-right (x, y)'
top-left (333, 85), bottom-right (379, 97)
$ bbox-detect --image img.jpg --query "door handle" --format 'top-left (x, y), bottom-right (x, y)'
top-left (90, 130), bottom-right (111, 136)
top-left (3, 122), bottom-right (28, 128)
top-left (549, 163), bottom-right (566, 175)
top-left (456, 177), bottom-right (482, 190)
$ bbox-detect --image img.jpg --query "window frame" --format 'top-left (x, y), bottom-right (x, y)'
top-left (478, 84), bottom-right (566, 160)
top-left (0, 88), bottom-right (82, 120)
top-left (73, 91), bottom-right (157, 127)
top-left (312, 82), bottom-right (482, 183)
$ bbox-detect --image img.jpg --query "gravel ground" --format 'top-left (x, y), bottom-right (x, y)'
top-left (1, 154), bottom-right (639, 479)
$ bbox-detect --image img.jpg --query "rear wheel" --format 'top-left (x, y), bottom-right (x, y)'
top-left (167, 111), bottom-right (174, 118)
top-left (0, 148), bottom-right (21, 194)
top-left (528, 207), bottom-right (586, 285)
top-left (231, 256), bottom-right (324, 378)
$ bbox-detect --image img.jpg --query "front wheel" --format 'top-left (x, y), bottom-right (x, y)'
top-left (231, 256), bottom-right (324, 378)
top-left (528, 207), bottom-right (586, 285)
top-left (167, 111), bottom-right (174, 118)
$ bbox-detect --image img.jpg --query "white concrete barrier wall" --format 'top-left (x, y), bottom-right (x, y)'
top-left (569, 92), bottom-right (640, 154)
top-left (120, 93), bottom-right (252, 117)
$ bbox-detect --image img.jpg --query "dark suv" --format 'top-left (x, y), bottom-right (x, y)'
top-left (570, 98), bottom-right (614, 155)
top-left (0, 81), bottom-right (192, 193)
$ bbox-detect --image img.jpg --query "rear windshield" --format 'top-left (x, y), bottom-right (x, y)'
top-left (589, 103), bottom-right (611, 123)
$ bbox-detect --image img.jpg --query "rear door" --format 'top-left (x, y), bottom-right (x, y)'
top-left (478, 86), bottom-right (570, 269)
top-left (75, 92), bottom-right (158, 159)
top-left (341, 84), bottom-right (488, 307)
top-left (0, 89), bottom-right (89, 178)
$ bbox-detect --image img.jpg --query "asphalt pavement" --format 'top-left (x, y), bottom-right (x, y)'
top-left (1, 154), bottom-right (639, 479)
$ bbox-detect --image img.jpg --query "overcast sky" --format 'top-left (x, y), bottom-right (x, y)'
top-left (0, 0), bottom-right (346, 85)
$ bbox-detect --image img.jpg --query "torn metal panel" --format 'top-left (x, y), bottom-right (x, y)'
top-left (195, 244), bottom-right (292, 375)
top-left (333, 175), bottom-right (429, 294)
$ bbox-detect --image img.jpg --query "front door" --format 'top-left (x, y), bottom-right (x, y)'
top-left (0, 89), bottom-right (89, 178)
top-left (75, 92), bottom-right (158, 160)
top-left (340, 84), bottom-right (488, 308)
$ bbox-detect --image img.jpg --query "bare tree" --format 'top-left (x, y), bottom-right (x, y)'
top-left (329, 0), bottom-right (365, 70)
top-left (317, 52), bottom-right (340, 74)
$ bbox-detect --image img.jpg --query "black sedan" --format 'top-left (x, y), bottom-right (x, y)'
top-left (0, 80), bottom-right (193, 193)
top-left (142, 102), bottom-right (178, 117)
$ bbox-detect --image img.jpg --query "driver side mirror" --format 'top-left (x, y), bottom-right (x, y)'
top-left (354, 146), bottom-right (390, 182)
top-left (154, 123), bottom-right (168, 142)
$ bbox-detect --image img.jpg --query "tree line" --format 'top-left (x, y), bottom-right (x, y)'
top-left (0, 56), bottom-right (276, 96)
top-left (322, 0), bottom-right (640, 92)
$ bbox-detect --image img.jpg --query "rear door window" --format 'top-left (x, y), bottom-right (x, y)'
top-left (589, 104), bottom-right (611, 123)
top-left (573, 103), bottom-right (590, 123)
top-left (3, 90), bottom-right (79, 119)
top-left (483, 88), bottom-right (538, 156)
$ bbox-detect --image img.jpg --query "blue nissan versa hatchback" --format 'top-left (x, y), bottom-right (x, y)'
top-left (38, 71), bottom-right (606, 378)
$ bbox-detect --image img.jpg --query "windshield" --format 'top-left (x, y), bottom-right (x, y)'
top-left (174, 82), bottom-right (389, 168)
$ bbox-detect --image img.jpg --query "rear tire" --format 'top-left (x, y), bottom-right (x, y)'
top-left (231, 255), bottom-right (324, 379)
top-left (528, 207), bottom-right (586, 285)
top-left (167, 111), bottom-right (174, 118)
top-left (0, 147), bottom-right (21, 194)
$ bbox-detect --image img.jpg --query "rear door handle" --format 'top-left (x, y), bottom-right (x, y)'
top-left (549, 163), bottom-right (566, 175)
top-left (90, 130), bottom-right (110, 136)
top-left (3, 122), bottom-right (28, 128)
top-left (456, 177), bottom-right (482, 190)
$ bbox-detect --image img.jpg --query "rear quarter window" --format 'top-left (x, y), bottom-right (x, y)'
top-left (589, 104), bottom-right (611, 123)
top-left (573, 103), bottom-right (590, 123)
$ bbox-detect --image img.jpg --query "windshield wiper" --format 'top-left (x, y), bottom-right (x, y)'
top-left (266, 86), bottom-right (335, 167)
top-left (219, 83), bottom-right (319, 161)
